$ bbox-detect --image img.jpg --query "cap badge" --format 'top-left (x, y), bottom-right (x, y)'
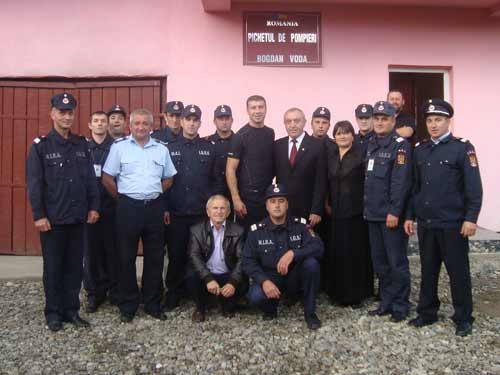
top-left (429, 99), bottom-right (433, 103)
top-left (361, 107), bottom-right (367, 113)
top-left (273, 187), bottom-right (280, 193)
top-left (63, 94), bottom-right (68, 97)
top-left (319, 108), bottom-right (325, 115)
top-left (115, 105), bottom-right (120, 110)
top-left (378, 105), bottom-right (384, 111)
top-left (173, 104), bottom-right (179, 110)
top-left (221, 107), bottom-right (226, 113)
top-left (429, 105), bottom-right (435, 111)
top-left (190, 107), bottom-right (196, 113)
top-left (62, 98), bottom-right (69, 104)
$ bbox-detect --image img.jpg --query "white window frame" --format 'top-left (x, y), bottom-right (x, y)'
top-left (388, 67), bottom-right (450, 101)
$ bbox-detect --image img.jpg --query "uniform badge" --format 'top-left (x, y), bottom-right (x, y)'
top-left (320, 107), bottom-right (325, 115)
top-left (378, 105), bottom-right (384, 111)
top-left (173, 104), bottom-right (179, 110)
top-left (397, 149), bottom-right (407, 165)
top-left (250, 224), bottom-right (257, 231)
top-left (62, 98), bottom-right (69, 104)
top-left (467, 150), bottom-right (478, 167)
top-left (361, 107), bottom-right (367, 113)
top-left (221, 106), bottom-right (226, 113)
top-left (273, 187), bottom-right (280, 193)
top-left (190, 107), bottom-right (196, 113)
top-left (428, 105), bottom-right (435, 111)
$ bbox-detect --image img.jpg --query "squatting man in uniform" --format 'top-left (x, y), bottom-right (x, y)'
top-left (404, 99), bottom-right (483, 337)
top-left (243, 184), bottom-right (324, 330)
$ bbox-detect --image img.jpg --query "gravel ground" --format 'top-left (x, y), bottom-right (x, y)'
top-left (1, 254), bottom-right (499, 375)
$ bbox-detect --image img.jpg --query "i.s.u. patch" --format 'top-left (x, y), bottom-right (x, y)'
top-left (396, 149), bottom-right (407, 165)
top-left (467, 150), bottom-right (478, 167)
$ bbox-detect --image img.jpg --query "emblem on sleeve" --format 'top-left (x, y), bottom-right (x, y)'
top-left (467, 150), bottom-right (478, 167)
top-left (397, 149), bottom-right (407, 165)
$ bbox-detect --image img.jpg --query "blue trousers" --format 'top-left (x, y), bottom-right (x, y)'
top-left (246, 257), bottom-right (320, 316)
top-left (368, 222), bottom-right (410, 315)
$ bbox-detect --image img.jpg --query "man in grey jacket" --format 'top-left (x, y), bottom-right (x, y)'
top-left (186, 195), bottom-right (247, 322)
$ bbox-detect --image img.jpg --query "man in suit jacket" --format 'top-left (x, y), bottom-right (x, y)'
top-left (273, 108), bottom-right (327, 227)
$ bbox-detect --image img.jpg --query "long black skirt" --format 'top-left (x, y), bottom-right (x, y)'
top-left (325, 215), bottom-right (374, 306)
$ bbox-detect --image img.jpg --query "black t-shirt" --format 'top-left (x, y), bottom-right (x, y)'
top-left (227, 124), bottom-right (275, 205)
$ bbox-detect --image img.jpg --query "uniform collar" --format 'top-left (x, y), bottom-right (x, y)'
top-left (49, 129), bottom-right (80, 145)
top-left (431, 131), bottom-right (452, 144)
top-left (264, 216), bottom-right (289, 231)
top-left (211, 131), bottom-right (233, 141)
top-left (375, 130), bottom-right (397, 147)
top-left (90, 134), bottom-right (114, 148)
top-left (181, 134), bottom-right (200, 145)
top-left (358, 130), bottom-right (374, 139)
top-left (130, 135), bottom-right (157, 148)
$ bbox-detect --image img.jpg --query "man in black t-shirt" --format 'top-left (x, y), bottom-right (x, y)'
top-left (226, 95), bottom-right (275, 233)
top-left (387, 90), bottom-right (416, 140)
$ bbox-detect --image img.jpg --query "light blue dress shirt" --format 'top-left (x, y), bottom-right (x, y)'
top-left (207, 221), bottom-right (229, 275)
top-left (103, 136), bottom-right (177, 200)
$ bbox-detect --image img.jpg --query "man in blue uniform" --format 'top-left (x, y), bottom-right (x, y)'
top-left (310, 106), bottom-right (332, 141)
top-left (107, 104), bottom-right (127, 139)
top-left (164, 104), bottom-right (224, 310)
top-left (364, 101), bottom-right (412, 322)
top-left (151, 101), bottom-right (184, 143)
top-left (207, 105), bottom-right (234, 199)
top-left (84, 111), bottom-right (119, 312)
top-left (26, 92), bottom-right (100, 332)
top-left (226, 95), bottom-right (275, 233)
top-left (102, 108), bottom-right (177, 322)
top-left (354, 104), bottom-right (374, 155)
top-left (243, 184), bottom-right (324, 330)
top-left (404, 99), bottom-right (482, 337)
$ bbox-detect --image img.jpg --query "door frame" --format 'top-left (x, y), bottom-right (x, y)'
top-left (388, 66), bottom-right (451, 101)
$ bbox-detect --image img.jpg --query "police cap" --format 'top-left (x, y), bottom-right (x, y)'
top-left (264, 183), bottom-right (288, 200)
top-left (312, 106), bottom-right (331, 121)
top-left (51, 92), bottom-right (77, 110)
top-left (164, 101), bottom-right (184, 115)
top-left (182, 104), bottom-right (202, 120)
top-left (355, 104), bottom-right (373, 118)
top-left (107, 104), bottom-right (127, 117)
top-left (422, 98), bottom-right (454, 118)
top-left (372, 101), bottom-right (396, 117)
top-left (214, 105), bottom-right (232, 118)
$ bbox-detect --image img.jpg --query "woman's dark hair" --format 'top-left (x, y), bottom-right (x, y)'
top-left (333, 120), bottom-right (355, 137)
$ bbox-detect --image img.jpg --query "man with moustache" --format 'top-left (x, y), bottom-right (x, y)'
top-left (273, 108), bottom-right (326, 226)
top-left (152, 101), bottom-right (184, 144)
top-left (387, 90), bottom-right (416, 140)
top-left (163, 104), bottom-right (223, 310)
top-left (226, 95), bottom-right (275, 233)
top-left (107, 104), bottom-right (127, 139)
top-left (103, 108), bottom-right (177, 322)
top-left (84, 111), bottom-right (120, 312)
top-left (404, 99), bottom-right (482, 337)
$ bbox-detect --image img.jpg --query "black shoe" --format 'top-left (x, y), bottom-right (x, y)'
top-left (120, 313), bottom-right (134, 323)
top-left (350, 303), bottom-right (363, 309)
top-left (368, 307), bottom-right (392, 317)
top-left (162, 293), bottom-right (179, 312)
top-left (305, 313), bottom-right (322, 330)
top-left (455, 322), bottom-right (472, 337)
top-left (408, 316), bottom-right (437, 328)
top-left (390, 313), bottom-right (407, 323)
top-left (283, 295), bottom-right (299, 307)
top-left (47, 320), bottom-right (62, 332)
top-left (145, 310), bottom-right (167, 321)
top-left (262, 311), bottom-right (277, 321)
top-left (64, 315), bottom-right (90, 328)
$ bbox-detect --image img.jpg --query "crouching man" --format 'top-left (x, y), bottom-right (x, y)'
top-left (242, 184), bottom-right (324, 330)
top-left (186, 194), bottom-right (247, 322)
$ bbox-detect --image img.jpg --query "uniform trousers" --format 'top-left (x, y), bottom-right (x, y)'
top-left (40, 223), bottom-right (84, 323)
top-left (246, 257), bottom-right (320, 316)
top-left (368, 222), bottom-right (411, 315)
top-left (116, 195), bottom-right (165, 315)
top-left (417, 225), bottom-right (473, 324)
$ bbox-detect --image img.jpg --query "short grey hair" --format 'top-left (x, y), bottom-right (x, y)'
top-left (130, 108), bottom-right (154, 126)
top-left (206, 194), bottom-right (230, 210)
top-left (283, 107), bottom-right (306, 122)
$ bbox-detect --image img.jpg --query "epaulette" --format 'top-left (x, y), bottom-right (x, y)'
top-left (114, 136), bottom-right (127, 143)
top-left (293, 217), bottom-right (307, 225)
top-left (250, 224), bottom-right (257, 231)
top-left (33, 136), bottom-right (45, 144)
top-left (396, 137), bottom-right (404, 143)
top-left (460, 138), bottom-right (468, 143)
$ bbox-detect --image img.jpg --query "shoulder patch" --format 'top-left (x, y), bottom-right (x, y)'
top-left (396, 137), bottom-right (404, 143)
top-left (250, 224), bottom-right (257, 231)
top-left (293, 217), bottom-right (307, 225)
top-left (33, 137), bottom-right (41, 144)
top-left (460, 138), bottom-right (468, 143)
top-left (414, 142), bottom-right (420, 148)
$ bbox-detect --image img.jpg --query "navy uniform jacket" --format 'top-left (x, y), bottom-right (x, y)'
top-left (242, 216), bottom-right (324, 285)
top-left (407, 134), bottom-right (482, 228)
top-left (207, 131), bottom-right (233, 197)
top-left (167, 135), bottom-right (224, 216)
top-left (354, 130), bottom-right (374, 157)
top-left (88, 134), bottom-right (115, 210)
top-left (364, 131), bottom-right (412, 221)
top-left (151, 127), bottom-right (179, 144)
top-left (26, 129), bottom-right (100, 225)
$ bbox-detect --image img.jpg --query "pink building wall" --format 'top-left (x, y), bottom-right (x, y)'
top-left (1, 0), bottom-right (499, 230)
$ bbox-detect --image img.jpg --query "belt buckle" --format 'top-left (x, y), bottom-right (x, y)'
top-left (143, 199), bottom-right (152, 205)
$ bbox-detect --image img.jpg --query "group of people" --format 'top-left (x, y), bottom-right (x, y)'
top-left (26, 90), bottom-right (482, 337)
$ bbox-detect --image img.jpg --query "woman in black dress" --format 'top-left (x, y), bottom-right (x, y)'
top-left (325, 121), bottom-right (373, 307)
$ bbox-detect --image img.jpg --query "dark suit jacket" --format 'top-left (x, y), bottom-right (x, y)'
top-left (273, 133), bottom-right (327, 219)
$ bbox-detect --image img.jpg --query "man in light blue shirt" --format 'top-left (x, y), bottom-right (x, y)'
top-left (102, 108), bottom-right (176, 323)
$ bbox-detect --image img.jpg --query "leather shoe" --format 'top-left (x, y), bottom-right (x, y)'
top-left (390, 313), bottom-right (407, 323)
top-left (305, 313), bottom-right (322, 330)
top-left (192, 309), bottom-right (206, 323)
top-left (120, 313), bottom-right (134, 323)
top-left (64, 315), bottom-right (90, 328)
top-left (368, 307), bottom-right (392, 317)
top-left (47, 320), bottom-right (62, 332)
top-left (408, 316), bottom-right (437, 328)
top-left (146, 310), bottom-right (167, 321)
top-left (455, 322), bottom-right (472, 337)
top-left (262, 311), bottom-right (277, 321)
